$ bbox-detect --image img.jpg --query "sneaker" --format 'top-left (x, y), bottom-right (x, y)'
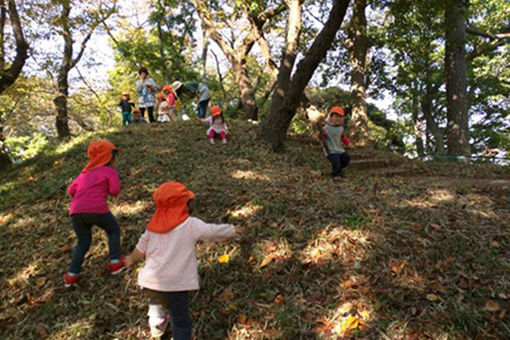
top-left (222, 139), bottom-right (227, 144)
top-left (107, 257), bottom-right (126, 275)
top-left (150, 312), bottom-right (170, 338)
top-left (209, 139), bottom-right (215, 145)
top-left (64, 273), bottom-right (80, 288)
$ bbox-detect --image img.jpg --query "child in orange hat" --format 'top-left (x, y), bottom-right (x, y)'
top-left (155, 93), bottom-right (171, 123)
top-left (64, 140), bottom-right (125, 287)
top-left (162, 85), bottom-right (177, 120)
top-left (125, 181), bottom-right (239, 339)
top-left (118, 92), bottom-right (135, 126)
top-left (319, 106), bottom-right (351, 179)
top-left (200, 105), bottom-right (229, 144)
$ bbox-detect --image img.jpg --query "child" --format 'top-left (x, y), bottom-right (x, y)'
top-left (125, 181), bottom-right (238, 339)
top-left (155, 93), bottom-right (171, 123)
top-left (319, 106), bottom-right (351, 179)
top-left (162, 85), bottom-right (178, 121)
top-left (118, 92), bottom-right (135, 126)
top-left (200, 105), bottom-right (229, 144)
top-left (64, 140), bottom-right (125, 287)
top-left (132, 108), bottom-right (148, 124)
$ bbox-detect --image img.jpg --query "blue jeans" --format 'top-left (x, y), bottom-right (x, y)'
top-left (197, 99), bottom-right (210, 118)
top-left (68, 212), bottom-right (121, 274)
top-left (122, 112), bottom-right (132, 126)
top-left (145, 289), bottom-right (192, 340)
top-left (327, 152), bottom-right (350, 177)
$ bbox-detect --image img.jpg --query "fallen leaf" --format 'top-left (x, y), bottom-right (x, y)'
top-left (490, 241), bottom-right (500, 248)
top-left (411, 224), bottom-right (423, 232)
top-left (426, 294), bottom-right (439, 302)
top-left (35, 325), bottom-right (48, 339)
top-left (273, 294), bottom-right (285, 306)
top-left (237, 314), bottom-right (251, 328)
top-left (35, 277), bottom-right (46, 287)
top-left (484, 300), bottom-right (501, 312)
top-left (390, 260), bottom-right (407, 276)
top-left (259, 254), bottom-right (275, 268)
top-left (340, 315), bottom-right (361, 334)
top-left (61, 245), bottom-right (71, 253)
top-left (358, 310), bottom-right (371, 321)
top-left (216, 288), bottom-right (234, 302)
top-left (218, 254), bottom-right (229, 263)
top-left (457, 277), bottom-right (469, 290)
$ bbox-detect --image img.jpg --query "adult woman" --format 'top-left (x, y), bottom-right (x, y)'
top-left (135, 67), bottom-right (158, 123)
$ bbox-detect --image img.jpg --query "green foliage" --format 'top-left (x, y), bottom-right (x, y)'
top-left (5, 133), bottom-right (50, 163)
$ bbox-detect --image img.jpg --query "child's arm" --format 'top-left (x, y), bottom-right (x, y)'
top-left (125, 230), bottom-right (149, 267)
top-left (199, 116), bottom-right (212, 123)
top-left (125, 248), bottom-right (145, 267)
top-left (106, 169), bottom-right (121, 196)
top-left (341, 133), bottom-right (351, 146)
top-left (67, 175), bottom-right (81, 197)
top-left (190, 217), bottom-right (237, 242)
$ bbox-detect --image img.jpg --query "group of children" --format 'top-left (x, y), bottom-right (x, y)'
top-left (118, 84), bottom-right (178, 126)
top-left (63, 104), bottom-right (350, 339)
top-left (65, 139), bottom-right (239, 339)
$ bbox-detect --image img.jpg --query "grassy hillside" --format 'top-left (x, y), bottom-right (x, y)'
top-left (1, 121), bottom-right (509, 339)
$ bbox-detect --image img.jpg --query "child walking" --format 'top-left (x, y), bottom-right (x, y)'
top-left (118, 92), bottom-right (135, 126)
top-left (200, 105), bottom-right (229, 144)
top-left (319, 106), bottom-right (351, 179)
top-left (64, 140), bottom-right (125, 287)
top-left (125, 181), bottom-right (238, 339)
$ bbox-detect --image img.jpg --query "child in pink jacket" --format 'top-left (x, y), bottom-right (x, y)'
top-left (125, 181), bottom-right (239, 339)
top-left (64, 140), bottom-right (125, 287)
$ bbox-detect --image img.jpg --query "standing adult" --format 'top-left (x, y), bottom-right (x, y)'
top-left (171, 80), bottom-right (210, 118)
top-left (135, 67), bottom-right (158, 123)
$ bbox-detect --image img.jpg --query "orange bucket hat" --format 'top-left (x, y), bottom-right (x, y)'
top-left (156, 93), bottom-right (166, 100)
top-left (82, 140), bottom-right (119, 173)
top-left (147, 182), bottom-right (195, 233)
top-left (329, 106), bottom-right (345, 117)
top-left (210, 105), bottom-right (222, 117)
top-left (161, 85), bottom-right (173, 93)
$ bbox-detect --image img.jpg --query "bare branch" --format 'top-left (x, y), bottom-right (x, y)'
top-left (466, 26), bottom-right (510, 40)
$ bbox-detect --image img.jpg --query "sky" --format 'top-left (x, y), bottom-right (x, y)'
top-left (27, 0), bottom-right (394, 115)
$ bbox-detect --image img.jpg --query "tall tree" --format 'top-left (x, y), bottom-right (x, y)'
top-left (0, 0), bottom-right (28, 168)
top-left (52, 0), bottom-right (116, 139)
top-left (445, 0), bottom-right (470, 156)
top-left (261, 0), bottom-right (351, 151)
top-left (346, 0), bottom-right (370, 146)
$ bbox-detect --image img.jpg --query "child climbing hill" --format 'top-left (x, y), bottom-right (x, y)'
top-left (64, 140), bottom-right (125, 287)
top-left (124, 181), bottom-right (239, 339)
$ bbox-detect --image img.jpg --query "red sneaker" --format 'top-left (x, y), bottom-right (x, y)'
top-left (107, 257), bottom-right (126, 275)
top-left (64, 273), bottom-right (80, 288)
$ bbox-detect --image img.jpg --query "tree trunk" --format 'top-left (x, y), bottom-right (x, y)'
top-left (233, 60), bottom-right (258, 120)
top-left (411, 86), bottom-right (424, 158)
top-left (347, 0), bottom-right (369, 146)
top-left (0, 112), bottom-right (11, 169)
top-left (445, 0), bottom-right (470, 156)
top-left (421, 89), bottom-right (445, 154)
top-left (261, 0), bottom-right (351, 151)
top-left (0, 0), bottom-right (28, 95)
top-left (54, 0), bottom-right (72, 139)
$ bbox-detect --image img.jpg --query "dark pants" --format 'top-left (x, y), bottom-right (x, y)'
top-left (145, 289), bottom-right (192, 340)
top-left (140, 106), bottom-right (155, 122)
top-left (197, 99), bottom-right (210, 119)
top-left (122, 111), bottom-right (132, 126)
top-left (327, 152), bottom-right (350, 177)
top-left (68, 212), bottom-right (121, 274)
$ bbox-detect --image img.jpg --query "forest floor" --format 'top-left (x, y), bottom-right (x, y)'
top-left (1, 120), bottom-right (509, 340)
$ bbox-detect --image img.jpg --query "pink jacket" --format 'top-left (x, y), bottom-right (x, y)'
top-left (68, 166), bottom-right (121, 215)
top-left (136, 217), bottom-right (236, 292)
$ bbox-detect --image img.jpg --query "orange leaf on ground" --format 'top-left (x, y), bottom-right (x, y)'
top-left (340, 315), bottom-right (361, 334)
top-left (490, 241), bottom-right (500, 248)
top-left (273, 294), bottom-right (285, 306)
top-left (484, 300), bottom-right (501, 312)
top-left (390, 260), bottom-right (407, 276)
top-left (61, 245), bottom-right (71, 253)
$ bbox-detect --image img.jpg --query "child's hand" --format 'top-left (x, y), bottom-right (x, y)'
top-left (124, 254), bottom-right (135, 267)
